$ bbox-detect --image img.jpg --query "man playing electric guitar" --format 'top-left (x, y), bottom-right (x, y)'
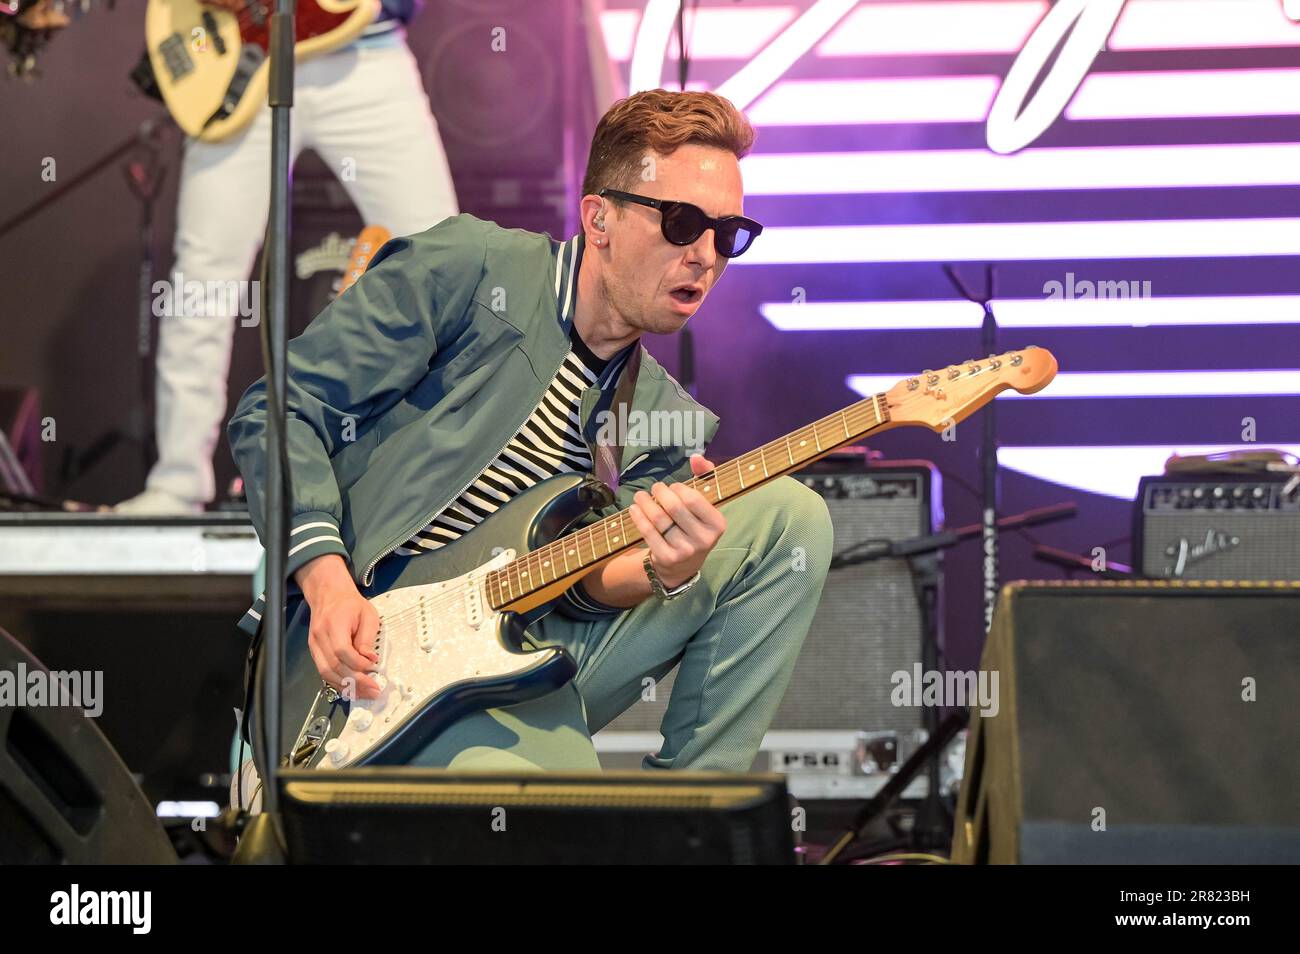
top-left (229, 89), bottom-right (834, 772)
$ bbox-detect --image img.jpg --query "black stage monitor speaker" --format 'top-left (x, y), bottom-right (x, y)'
top-left (277, 768), bottom-right (794, 864)
top-left (953, 581), bottom-right (1300, 864)
top-left (0, 627), bottom-right (176, 864)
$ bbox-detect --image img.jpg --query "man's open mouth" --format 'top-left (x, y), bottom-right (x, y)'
top-left (669, 284), bottom-right (702, 304)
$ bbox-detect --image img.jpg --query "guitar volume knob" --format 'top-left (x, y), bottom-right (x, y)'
top-left (325, 738), bottom-right (350, 765)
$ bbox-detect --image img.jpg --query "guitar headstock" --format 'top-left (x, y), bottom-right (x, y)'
top-left (884, 346), bottom-right (1058, 431)
top-left (336, 224), bottom-right (392, 298)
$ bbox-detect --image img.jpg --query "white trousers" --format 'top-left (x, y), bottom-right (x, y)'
top-left (149, 37), bottom-right (458, 504)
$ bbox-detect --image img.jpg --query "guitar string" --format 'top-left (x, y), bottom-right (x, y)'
top-left (294, 357), bottom-right (1030, 678)
top-left (222, 4), bottom-right (282, 33)
top-left (373, 398), bottom-right (889, 629)
top-left (327, 353), bottom-right (1034, 642)
top-left (179, 4), bottom-right (311, 39)
top-left (358, 399), bottom-right (889, 635)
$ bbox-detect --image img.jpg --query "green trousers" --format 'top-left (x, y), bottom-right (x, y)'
top-left (407, 475), bottom-right (834, 772)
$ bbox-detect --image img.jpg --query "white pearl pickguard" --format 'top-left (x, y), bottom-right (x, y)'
top-left (317, 548), bottom-right (558, 770)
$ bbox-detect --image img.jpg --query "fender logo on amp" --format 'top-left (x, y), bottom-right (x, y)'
top-left (1164, 530), bottom-right (1242, 578)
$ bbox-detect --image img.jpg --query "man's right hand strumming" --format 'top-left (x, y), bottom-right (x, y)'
top-left (294, 554), bottom-right (383, 701)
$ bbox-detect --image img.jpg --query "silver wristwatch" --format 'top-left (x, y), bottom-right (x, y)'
top-left (643, 553), bottom-right (700, 602)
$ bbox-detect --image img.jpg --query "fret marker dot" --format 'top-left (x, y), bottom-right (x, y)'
top-left (799, 440), bottom-right (807, 446)
top-left (543, 561), bottom-right (549, 567)
top-left (568, 549), bottom-right (575, 555)
top-left (704, 485), bottom-right (711, 493)
top-left (612, 536), bottom-right (619, 542)
top-left (749, 464), bottom-right (755, 470)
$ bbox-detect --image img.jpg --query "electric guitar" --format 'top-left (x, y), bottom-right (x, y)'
top-left (144, 0), bottom-right (378, 142)
top-left (278, 347), bottom-right (1059, 771)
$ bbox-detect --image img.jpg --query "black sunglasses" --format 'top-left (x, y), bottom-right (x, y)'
top-left (598, 188), bottom-right (763, 259)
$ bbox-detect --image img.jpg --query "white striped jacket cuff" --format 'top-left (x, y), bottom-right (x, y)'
top-left (236, 511), bottom-right (349, 635)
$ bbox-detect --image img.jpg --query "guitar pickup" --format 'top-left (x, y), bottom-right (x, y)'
top-left (157, 33), bottom-right (195, 82)
top-left (201, 12), bottom-right (228, 55)
top-left (465, 581), bottom-right (484, 629)
top-left (209, 44), bottom-right (265, 125)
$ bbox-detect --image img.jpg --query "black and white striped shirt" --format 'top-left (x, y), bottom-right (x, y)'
top-left (395, 327), bottom-right (629, 556)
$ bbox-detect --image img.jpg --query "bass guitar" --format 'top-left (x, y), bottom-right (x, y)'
top-left (145, 0), bottom-right (377, 141)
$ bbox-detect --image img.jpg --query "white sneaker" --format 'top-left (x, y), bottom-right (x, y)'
top-left (113, 489), bottom-right (204, 516)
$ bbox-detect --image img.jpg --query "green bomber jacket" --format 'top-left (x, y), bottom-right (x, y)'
top-left (228, 213), bottom-right (720, 634)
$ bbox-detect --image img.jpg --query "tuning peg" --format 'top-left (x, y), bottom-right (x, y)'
top-left (925, 370), bottom-right (940, 386)
top-left (1010, 353), bottom-right (1024, 366)
top-left (907, 377), bottom-right (920, 390)
top-left (987, 354), bottom-right (1002, 369)
top-left (947, 367), bottom-right (961, 380)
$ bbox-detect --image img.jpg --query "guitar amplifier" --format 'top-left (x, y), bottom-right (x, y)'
top-left (596, 454), bottom-right (942, 791)
top-left (1135, 474), bottom-right (1300, 581)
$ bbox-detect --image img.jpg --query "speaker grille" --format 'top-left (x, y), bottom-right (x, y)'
top-left (1142, 513), bottom-right (1300, 580)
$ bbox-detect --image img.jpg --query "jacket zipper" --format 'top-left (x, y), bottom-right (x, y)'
top-left (359, 359), bottom-right (567, 588)
top-left (619, 451), bottom-right (650, 476)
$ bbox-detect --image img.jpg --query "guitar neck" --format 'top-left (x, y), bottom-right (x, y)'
top-left (485, 392), bottom-right (891, 611)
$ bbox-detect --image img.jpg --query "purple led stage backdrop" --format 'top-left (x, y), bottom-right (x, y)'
top-left (2, 0), bottom-right (1297, 671)
top-left (594, 0), bottom-right (1300, 663)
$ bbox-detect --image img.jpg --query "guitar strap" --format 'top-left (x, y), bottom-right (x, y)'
top-left (593, 342), bottom-right (642, 493)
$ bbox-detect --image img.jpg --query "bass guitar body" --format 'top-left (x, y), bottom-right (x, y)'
top-left (145, 0), bottom-right (378, 142)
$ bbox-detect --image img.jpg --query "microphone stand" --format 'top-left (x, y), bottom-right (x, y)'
top-left (674, 0), bottom-right (697, 397)
top-left (943, 264), bottom-right (1001, 634)
top-left (257, 0), bottom-right (297, 822)
top-left (0, 120), bottom-right (172, 489)
top-left (124, 149), bottom-right (167, 480)
top-left (946, 265), bottom-right (1003, 634)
